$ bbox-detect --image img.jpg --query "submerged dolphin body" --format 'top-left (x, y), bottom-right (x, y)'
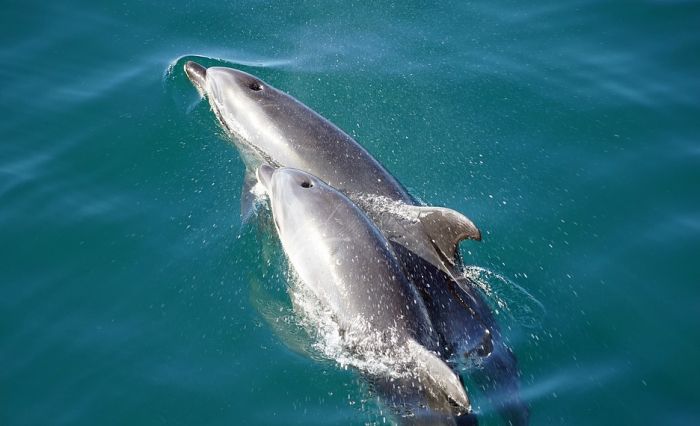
top-left (185, 61), bottom-right (528, 424)
top-left (257, 165), bottom-right (475, 423)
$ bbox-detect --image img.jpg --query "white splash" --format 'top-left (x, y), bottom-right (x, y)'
top-left (463, 266), bottom-right (545, 329)
top-left (350, 193), bottom-right (420, 223)
top-left (249, 180), bottom-right (268, 199)
top-left (285, 267), bottom-right (432, 381)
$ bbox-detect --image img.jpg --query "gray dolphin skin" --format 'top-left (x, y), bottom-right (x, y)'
top-left (185, 61), bottom-right (528, 424)
top-left (257, 165), bottom-right (472, 419)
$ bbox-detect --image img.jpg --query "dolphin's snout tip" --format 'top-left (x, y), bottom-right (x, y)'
top-left (184, 61), bottom-right (207, 91)
top-left (256, 164), bottom-right (275, 192)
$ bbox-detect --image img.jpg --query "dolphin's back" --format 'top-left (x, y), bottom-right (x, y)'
top-left (272, 94), bottom-right (413, 202)
top-left (272, 174), bottom-right (429, 339)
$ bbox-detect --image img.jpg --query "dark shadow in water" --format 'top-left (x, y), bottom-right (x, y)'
top-left (391, 242), bottom-right (530, 425)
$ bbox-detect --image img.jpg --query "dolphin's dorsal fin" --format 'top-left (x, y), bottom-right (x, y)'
top-left (413, 206), bottom-right (481, 265)
top-left (406, 338), bottom-right (471, 413)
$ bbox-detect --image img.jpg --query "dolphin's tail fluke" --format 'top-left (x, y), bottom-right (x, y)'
top-left (407, 339), bottom-right (471, 414)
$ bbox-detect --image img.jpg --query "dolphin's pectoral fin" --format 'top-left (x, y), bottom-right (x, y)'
top-left (240, 169), bottom-right (261, 224)
top-left (407, 339), bottom-right (471, 414)
top-left (412, 206), bottom-right (481, 265)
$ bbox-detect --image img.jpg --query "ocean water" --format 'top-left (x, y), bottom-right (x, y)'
top-left (2, 1), bottom-right (699, 425)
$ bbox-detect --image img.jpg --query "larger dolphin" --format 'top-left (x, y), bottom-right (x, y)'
top-left (184, 61), bottom-right (528, 424)
top-left (257, 165), bottom-right (475, 424)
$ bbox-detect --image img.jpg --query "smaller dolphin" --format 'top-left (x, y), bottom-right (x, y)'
top-left (256, 165), bottom-right (472, 417)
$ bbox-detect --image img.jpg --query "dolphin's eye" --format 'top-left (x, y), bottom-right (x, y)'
top-left (301, 181), bottom-right (313, 188)
top-left (249, 81), bottom-right (263, 91)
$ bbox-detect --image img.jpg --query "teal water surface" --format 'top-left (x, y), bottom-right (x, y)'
top-left (2, 1), bottom-right (699, 425)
